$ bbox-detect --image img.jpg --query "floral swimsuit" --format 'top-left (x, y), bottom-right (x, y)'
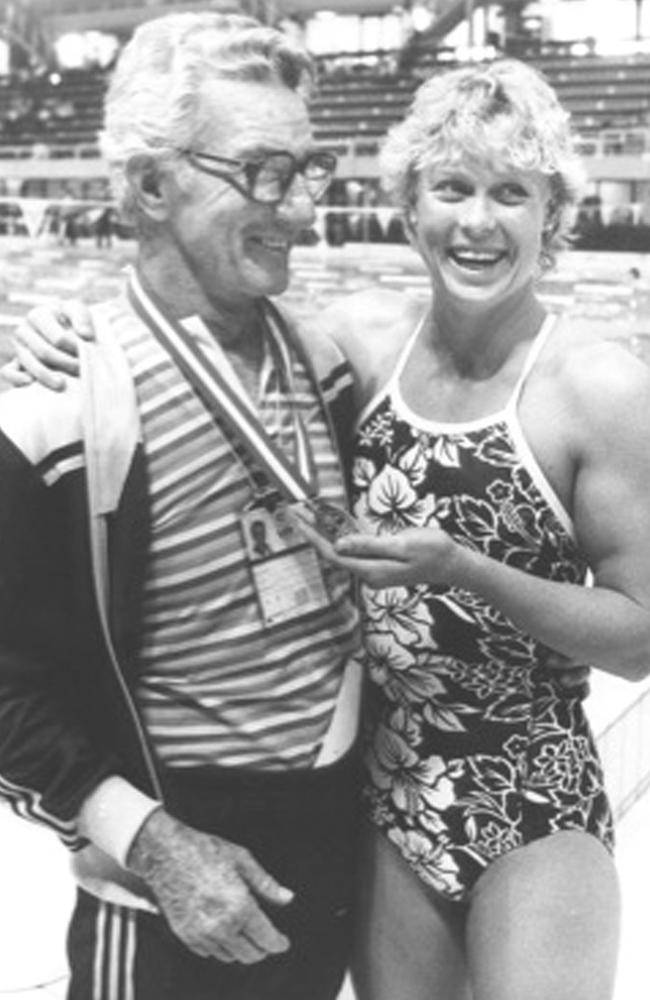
top-left (352, 316), bottom-right (614, 902)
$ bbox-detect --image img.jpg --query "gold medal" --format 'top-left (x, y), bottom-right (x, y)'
top-left (287, 497), bottom-right (359, 556)
top-left (310, 499), bottom-right (358, 542)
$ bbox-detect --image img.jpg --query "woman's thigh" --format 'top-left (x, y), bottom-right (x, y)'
top-left (466, 831), bottom-right (621, 1000)
top-left (351, 825), bottom-right (471, 1000)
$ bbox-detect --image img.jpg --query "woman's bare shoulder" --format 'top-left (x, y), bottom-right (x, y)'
top-left (320, 289), bottom-right (422, 360)
top-left (545, 313), bottom-right (650, 424)
top-left (309, 288), bottom-right (424, 408)
top-left (549, 313), bottom-right (649, 365)
top-left (319, 288), bottom-right (421, 343)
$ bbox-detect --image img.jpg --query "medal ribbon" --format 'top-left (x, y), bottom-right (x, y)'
top-left (262, 303), bottom-right (317, 489)
top-left (127, 269), bottom-right (317, 502)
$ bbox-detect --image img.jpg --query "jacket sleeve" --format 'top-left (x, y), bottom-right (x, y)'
top-left (0, 400), bottom-right (121, 851)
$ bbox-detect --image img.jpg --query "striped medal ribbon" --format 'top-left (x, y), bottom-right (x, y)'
top-left (127, 268), bottom-right (318, 504)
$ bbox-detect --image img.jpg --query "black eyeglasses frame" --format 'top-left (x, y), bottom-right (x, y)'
top-left (177, 147), bottom-right (337, 206)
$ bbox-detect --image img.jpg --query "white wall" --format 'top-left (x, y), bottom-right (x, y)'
top-left (540, 0), bottom-right (647, 43)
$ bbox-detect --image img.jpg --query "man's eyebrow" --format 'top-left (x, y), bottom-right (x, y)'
top-left (231, 143), bottom-right (317, 160)
top-left (232, 144), bottom-right (286, 159)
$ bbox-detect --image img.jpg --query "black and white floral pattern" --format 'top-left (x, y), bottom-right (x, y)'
top-left (353, 402), bottom-right (614, 902)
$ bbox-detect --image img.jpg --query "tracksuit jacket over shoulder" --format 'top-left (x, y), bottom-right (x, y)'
top-left (0, 295), bottom-right (356, 900)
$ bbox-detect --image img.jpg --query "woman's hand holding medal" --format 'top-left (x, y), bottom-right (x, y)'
top-left (287, 499), bottom-right (360, 561)
top-left (332, 522), bottom-right (460, 588)
top-left (289, 506), bottom-right (461, 590)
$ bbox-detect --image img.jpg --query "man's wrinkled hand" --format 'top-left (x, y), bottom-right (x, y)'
top-left (127, 808), bottom-right (294, 964)
top-left (545, 651), bottom-right (591, 697)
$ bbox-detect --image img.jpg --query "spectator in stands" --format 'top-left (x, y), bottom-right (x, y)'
top-left (62, 210), bottom-right (77, 245)
top-left (572, 194), bottom-right (605, 249)
top-left (94, 205), bottom-right (114, 247)
top-left (361, 183), bottom-right (385, 243)
top-left (324, 177), bottom-right (350, 246)
top-left (604, 204), bottom-right (636, 251)
top-left (0, 13), bottom-right (362, 1000)
top-left (53, 98), bottom-right (76, 122)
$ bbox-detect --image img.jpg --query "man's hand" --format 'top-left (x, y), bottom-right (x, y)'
top-left (2, 300), bottom-right (94, 390)
top-left (545, 652), bottom-right (592, 698)
top-left (127, 808), bottom-right (294, 964)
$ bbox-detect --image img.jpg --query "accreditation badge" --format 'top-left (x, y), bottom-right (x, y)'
top-left (240, 502), bottom-right (331, 627)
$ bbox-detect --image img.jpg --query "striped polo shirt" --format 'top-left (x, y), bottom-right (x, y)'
top-left (110, 293), bottom-right (360, 770)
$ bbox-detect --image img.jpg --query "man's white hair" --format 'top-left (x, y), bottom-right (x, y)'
top-left (100, 12), bottom-right (314, 222)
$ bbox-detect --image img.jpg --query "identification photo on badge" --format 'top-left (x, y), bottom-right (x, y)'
top-left (240, 504), bottom-right (331, 627)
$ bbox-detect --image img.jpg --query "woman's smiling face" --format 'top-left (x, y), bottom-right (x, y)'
top-left (409, 155), bottom-right (551, 313)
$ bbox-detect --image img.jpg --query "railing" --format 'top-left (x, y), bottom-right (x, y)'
top-left (598, 686), bottom-right (650, 822)
top-left (1, 199), bottom-right (650, 248)
top-left (0, 142), bottom-right (100, 160)
top-left (574, 128), bottom-right (650, 157)
top-left (319, 129), bottom-right (650, 162)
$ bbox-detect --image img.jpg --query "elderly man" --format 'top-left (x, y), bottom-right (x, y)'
top-left (0, 13), bottom-right (362, 1000)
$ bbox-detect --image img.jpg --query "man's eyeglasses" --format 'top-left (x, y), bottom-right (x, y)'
top-left (178, 148), bottom-right (337, 206)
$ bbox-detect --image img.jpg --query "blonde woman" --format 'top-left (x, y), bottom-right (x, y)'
top-left (314, 60), bottom-right (650, 1000)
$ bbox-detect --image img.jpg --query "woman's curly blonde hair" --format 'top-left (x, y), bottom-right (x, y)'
top-left (380, 58), bottom-right (584, 270)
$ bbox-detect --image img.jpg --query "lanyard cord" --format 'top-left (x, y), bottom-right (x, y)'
top-left (127, 271), bottom-right (318, 503)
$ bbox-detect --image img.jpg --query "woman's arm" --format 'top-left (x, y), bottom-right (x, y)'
top-left (315, 288), bottom-right (422, 411)
top-left (329, 343), bottom-right (650, 681)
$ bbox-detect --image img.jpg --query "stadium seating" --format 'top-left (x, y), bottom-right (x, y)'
top-left (0, 43), bottom-right (649, 163)
top-left (311, 48), bottom-right (650, 154)
top-left (0, 70), bottom-right (105, 158)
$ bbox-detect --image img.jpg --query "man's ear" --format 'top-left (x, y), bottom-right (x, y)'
top-left (125, 154), bottom-right (169, 220)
